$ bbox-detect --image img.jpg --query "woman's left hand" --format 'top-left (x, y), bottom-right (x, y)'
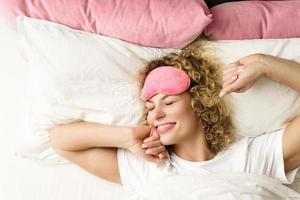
top-left (220, 54), bottom-right (266, 97)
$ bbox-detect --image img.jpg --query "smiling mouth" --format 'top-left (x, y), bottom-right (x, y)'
top-left (155, 122), bottom-right (176, 134)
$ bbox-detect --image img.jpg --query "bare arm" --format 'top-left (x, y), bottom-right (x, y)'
top-left (49, 122), bottom-right (132, 184)
top-left (260, 55), bottom-right (300, 172)
top-left (221, 53), bottom-right (300, 172)
top-left (49, 122), bottom-right (168, 184)
top-left (260, 54), bottom-right (300, 93)
top-left (49, 121), bottom-right (131, 151)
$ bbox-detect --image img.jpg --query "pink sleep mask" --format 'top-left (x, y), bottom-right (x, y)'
top-left (141, 66), bottom-right (191, 101)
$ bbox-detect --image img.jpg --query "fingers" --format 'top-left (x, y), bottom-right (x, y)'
top-left (145, 154), bottom-right (169, 164)
top-left (223, 67), bottom-right (244, 81)
top-left (142, 128), bottom-right (169, 164)
top-left (220, 55), bottom-right (265, 97)
top-left (143, 132), bottom-right (159, 143)
top-left (141, 140), bottom-right (162, 148)
top-left (142, 140), bottom-right (169, 163)
top-left (145, 150), bottom-right (169, 164)
top-left (144, 145), bottom-right (169, 161)
top-left (142, 133), bottom-right (165, 157)
top-left (145, 146), bottom-right (166, 155)
top-left (220, 63), bottom-right (245, 97)
top-left (223, 74), bottom-right (238, 89)
top-left (158, 151), bottom-right (169, 159)
top-left (221, 82), bottom-right (245, 96)
top-left (223, 66), bottom-right (244, 86)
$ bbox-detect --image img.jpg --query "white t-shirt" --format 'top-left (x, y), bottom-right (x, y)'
top-left (117, 128), bottom-right (299, 192)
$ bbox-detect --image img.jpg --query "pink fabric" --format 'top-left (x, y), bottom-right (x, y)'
top-left (0, 0), bottom-right (212, 48)
top-left (141, 66), bottom-right (191, 101)
top-left (204, 1), bottom-right (300, 40)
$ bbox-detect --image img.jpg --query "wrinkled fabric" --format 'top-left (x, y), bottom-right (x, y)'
top-left (132, 173), bottom-right (300, 200)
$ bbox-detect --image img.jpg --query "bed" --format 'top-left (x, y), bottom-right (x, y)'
top-left (0, 1), bottom-right (300, 199)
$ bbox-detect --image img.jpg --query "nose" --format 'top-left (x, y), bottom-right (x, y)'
top-left (149, 104), bottom-right (166, 121)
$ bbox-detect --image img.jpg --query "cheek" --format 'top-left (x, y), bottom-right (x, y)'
top-left (146, 112), bottom-right (153, 124)
top-left (176, 104), bottom-right (193, 117)
top-left (176, 105), bottom-right (198, 125)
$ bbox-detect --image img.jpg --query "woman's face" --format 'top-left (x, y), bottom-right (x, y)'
top-left (146, 92), bottom-right (202, 145)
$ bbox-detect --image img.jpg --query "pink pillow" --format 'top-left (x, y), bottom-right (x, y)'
top-left (204, 1), bottom-right (300, 40)
top-left (0, 0), bottom-right (212, 48)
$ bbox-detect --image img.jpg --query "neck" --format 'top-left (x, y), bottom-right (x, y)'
top-left (172, 128), bottom-right (215, 162)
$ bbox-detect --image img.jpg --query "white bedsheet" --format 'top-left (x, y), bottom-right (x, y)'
top-left (1, 156), bottom-right (127, 200)
top-left (133, 173), bottom-right (300, 200)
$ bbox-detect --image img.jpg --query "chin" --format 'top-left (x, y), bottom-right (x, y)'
top-left (160, 135), bottom-right (175, 146)
top-left (158, 126), bottom-right (178, 145)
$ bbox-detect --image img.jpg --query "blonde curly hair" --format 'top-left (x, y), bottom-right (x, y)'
top-left (141, 40), bottom-right (236, 154)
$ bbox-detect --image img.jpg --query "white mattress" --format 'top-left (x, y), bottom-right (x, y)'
top-left (0, 19), bottom-right (127, 200)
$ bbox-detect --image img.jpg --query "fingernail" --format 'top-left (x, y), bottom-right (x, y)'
top-left (237, 69), bottom-right (244, 73)
top-left (232, 75), bottom-right (238, 80)
top-left (159, 154), bottom-right (165, 159)
top-left (219, 91), bottom-right (226, 97)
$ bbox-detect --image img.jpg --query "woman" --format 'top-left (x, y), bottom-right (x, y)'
top-left (49, 44), bottom-right (300, 191)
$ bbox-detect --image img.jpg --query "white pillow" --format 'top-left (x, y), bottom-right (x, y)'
top-left (212, 39), bottom-right (300, 137)
top-left (15, 16), bottom-right (179, 164)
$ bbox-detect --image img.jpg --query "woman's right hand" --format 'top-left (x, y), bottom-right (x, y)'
top-left (124, 125), bottom-right (169, 164)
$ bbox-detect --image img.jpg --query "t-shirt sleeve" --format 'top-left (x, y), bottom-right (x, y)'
top-left (246, 127), bottom-right (299, 184)
top-left (117, 148), bottom-right (151, 191)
